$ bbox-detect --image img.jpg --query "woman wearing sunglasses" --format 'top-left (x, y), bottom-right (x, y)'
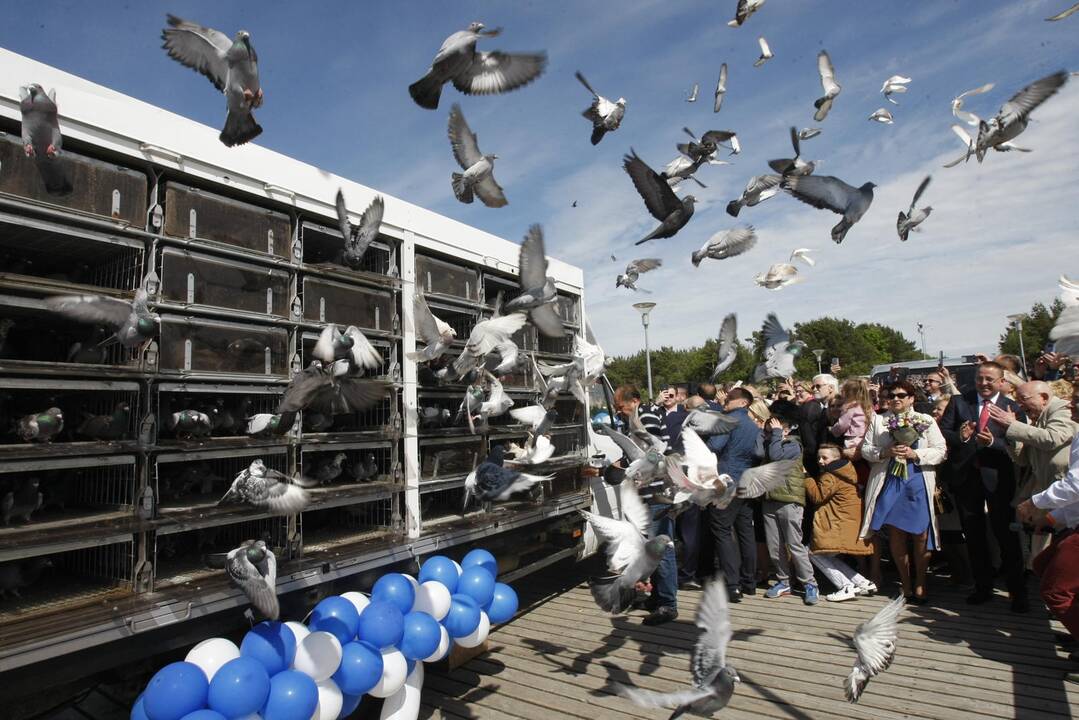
top-left (858, 379), bottom-right (947, 604)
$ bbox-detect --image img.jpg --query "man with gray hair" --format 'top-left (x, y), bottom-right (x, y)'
top-left (799, 373), bottom-right (838, 476)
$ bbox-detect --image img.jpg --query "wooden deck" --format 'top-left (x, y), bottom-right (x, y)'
top-left (419, 558), bottom-right (1079, 720)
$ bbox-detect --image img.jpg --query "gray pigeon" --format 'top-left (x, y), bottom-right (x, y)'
top-left (46, 289), bottom-right (159, 348)
top-left (692, 227), bottom-right (757, 266)
top-left (350, 453), bottom-right (379, 482)
top-left (782, 174), bottom-right (875, 244)
top-left (312, 452), bottom-right (347, 485)
top-left (335, 190), bottom-right (384, 270)
top-left (594, 424), bottom-right (667, 486)
top-left (2, 478), bottom-right (43, 525)
top-left (581, 481), bottom-right (674, 614)
top-left (485, 337), bottom-right (524, 375)
top-left (503, 225), bottom-right (564, 338)
top-left (225, 539), bottom-right (279, 620)
top-left (753, 314), bottom-right (806, 382)
top-left (768, 126), bottom-right (816, 177)
top-left (168, 410), bottom-right (213, 440)
top-left (464, 445), bottom-right (551, 507)
top-left (408, 294), bottom-right (457, 363)
top-left (813, 50), bottom-right (841, 122)
top-left (1046, 2), bottom-right (1079, 20)
top-left (728, 0), bottom-right (766, 26)
top-left (846, 596), bottom-right (905, 702)
top-left (868, 108), bottom-right (895, 124)
top-left (714, 63), bottom-right (728, 113)
top-left (726, 175), bottom-right (781, 217)
top-left (76, 402), bottom-right (130, 441)
top-left (452, 313), bottom-right (529, 379)
top-left (682, 409), bottom-right (740, 438)
top-left (218, 459), bottom-right (313, 515)
top-left (18, 84), bottom-right (72, 195)
top-left (161, 15), bottom-right (263, 147)
top-left (448, 104), bottom-right (507, 207)
top-left (799, 127), bottom-right (822, 140)
top-left (616, 259), bottom-right (662, 291)
top-left (618, 577), bottom-right (739, 718)
top-left (576, 71), bottom-right (625, 145)
top-left (897, 175), bottom-right (932, 242)
top-left (409, 22), bottom-right (547, 110)
top-left (624, 150), bottom-right (695, 246)
top-left (246, 413), bottom-right (290, 438)
top-left (277, 360), bottom-right (391, 418)
top-left (711, 314), bottom-right (738, 379)
top-left (678, 128), bottom-right (738, 161)
top-left (314, 324), bottom-right (382, 374)
top-left (463, 371), bottom-right (513, 434)
top-left (17, 407), bottom-right (64, 443)
top-left (970, 71), bottom-right (1068, 163)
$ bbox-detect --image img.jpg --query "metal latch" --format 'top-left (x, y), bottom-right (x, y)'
top-left (111, 189), bottom-right (121, 218)
top-left (267, 229), bottom-right (274, 255)
top-left (319, 298), bottom-right (326, 323)
top-left (290, 296), bottom-right (302, 319)
top-left (188, 208), bottom-right (197, 238)
top-left (264, 347), bottom-right (272, 375)
top-left (186, 273), bottom-right (196, 303)
top-left (183, 338), bottom-right (192, 370)
top-left (374, 306), bottom-right (380, 330)
top-left (266, 288), bottom-right (274, 315)
top-left (151, 204), bottom-right (163, 230)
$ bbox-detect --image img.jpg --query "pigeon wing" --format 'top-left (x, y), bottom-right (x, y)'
top-left (817, 50), bottom-right (840, 97)
top-left (510, 404), bottom-right (548, 429)
top-left (623, 150), bottom-right (682, 220)
top-left (45, 295), bottom-right (132, 329)
top-left (693, 578), bottom-right (733, 684)
top-left (998, 71), bottom-right (1068, 124)
top-left (736, 458), bottom-right (800, 498)
top-left (256, 480), bottom-right (310, 514)
top-left (519, 225), bottom-right (549, 291)
top-left (574, 70), bottom-right (600, 99)
top-left (469, 313), bottom-right (529, 356)
top-left (909, 175), bottom-right (931, 211)
top-left (617, 685), bottom-right (714, 711)
top-left (782, 175), bottom-right (857, 214)
top-left (594, 423), bottom-right (646, 460)
top-left (714, 63), bottom-right (727, 113)
top-left (453, 51), bottom-right (548, 96)
top-left (580, 510), bottom-right (645, 573)
top-left (629, 258), bottom-right (663, 274)
top-left (619, 480), bottom-right (652, 538)
top-left (853, 595), bottom-right (905, 674)
top-left (336, 379), bottom-right (392, 413)
top-left (474, 174), bottom-right (508, 208)
top-left (334, 189), bottom-right (353, 247)
top-left (277, 365), bottom-right (331, 413)
top-left (684, 409), bottom-right (739, 436)
top-left (682, 428), bottom-right (719, 478)
top-left (161, 15), bottom-right (232, 92)
top-left (713, 313), bottom-right (738, 377)
top-left (350, 195), bottom-right (385, 258)
top-left (448, 104), bottom-right (483, 170)
top-left (344, 326), bottom-right (383, 370)
top-left (530, 304), bottom-right (565, 338)
top-left (761, 313), bottom-right (790, 348)
top-left (414, 295), bottom-right (444, 345)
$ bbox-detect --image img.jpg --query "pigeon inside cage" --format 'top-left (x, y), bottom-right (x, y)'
top-left (0, 305), bottom-right (143, 368)
top-left (300, 446), bottom-right (390, 487)
top-left (154, 517), bottom-right (287, 588)
top-left (1, 387), bottom-right (140, 445)
top-left (0, 461), bottom-right (136, 528)
top-left (299, 221), bottom-right (393, 276)
top-left (158, 391), bottom-right (281, 441)
top-left (155, 452), bottom-right (287, 509)
top-left (0, 541), bottom-right (133, 611)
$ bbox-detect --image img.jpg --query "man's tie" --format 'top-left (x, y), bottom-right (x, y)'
top-left (977, 400), bottom-right (991, 433)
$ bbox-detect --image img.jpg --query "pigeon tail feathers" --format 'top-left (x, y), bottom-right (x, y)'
top-left (451, 172), bottom-right (474, 203)
top-left (220, 111), bottom-right (262, 147)
top-left (409, 72), bottom-right (443, 110)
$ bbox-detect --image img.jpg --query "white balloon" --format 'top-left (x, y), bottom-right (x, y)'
top-left (400, 574), bottom-right (419, 592)
top-left (341, 591), bottom-right (371, 617)
top-left (379, 662), bottom-right (424, 720)
top-left (285, 621), bottom-right (311, 646)
top-left (455, 611), bottom-right (490, 649)
top-left (367, 648), bottom-right (408, 698)
top-left (422, 625), bottom-right (451, 663)
top-left (293, 631), bottom-right (343, 683)
top-left (412, 581), bottom-right (451, 621)
top-left (315, 679), bottom-right (343, 720)
top-left (451, 560), bottom-right (463, 577)
top-left (185, 637), bottom-right (240, 682)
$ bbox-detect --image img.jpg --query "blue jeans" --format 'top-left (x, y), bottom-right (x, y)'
top-left (650, 505), bottom-right (678, 610)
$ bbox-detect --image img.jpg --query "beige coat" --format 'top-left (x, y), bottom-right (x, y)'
top-left (804, 461), bottom-right (874, 555)
top-left (1007, 397), bottom-right (1079, 501)
top-left (858, 412), bottom-right (948, 548)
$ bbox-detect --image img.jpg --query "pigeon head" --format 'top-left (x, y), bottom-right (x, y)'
top-left (485, 154), bottom-right (499, 161)
top-left (467, 21), bottom-right (485, 32)
top-left (722, 666), bottom-right (741, 684)
top-left (249, 459), bottom-right (267, 476)
top-left (683, 195), bottom-right (697, 205)
top-left (245, 541), bottom-right (267, 564)
top-left (645, 534), bottom-right (675, 558)
top-left (862, 182), bottom-right (877, 190)
top-left (136, 316), bottom-right (159, 338)
top-left (923, 206), bottom-right (934, 215)
top-left (616, 98), bottom-right (627, 106)
top-left (788, 340), bottom-right (808, 355)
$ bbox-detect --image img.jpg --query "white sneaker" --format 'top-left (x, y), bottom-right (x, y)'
top-left (855, 582), bottom-right (877, 596)
top-left (826, 585), bottom-right (857, 602)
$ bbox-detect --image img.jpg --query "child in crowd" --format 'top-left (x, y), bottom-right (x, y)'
top-left (804, 444), bottom-right (877, 601)
top-left (830, 378), bottom-right (872, 456)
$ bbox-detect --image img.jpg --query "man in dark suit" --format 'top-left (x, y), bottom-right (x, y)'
top-left (799, 374), bottom-right (838, 477)
top-left (939, 361), bottom-right (1029, 612)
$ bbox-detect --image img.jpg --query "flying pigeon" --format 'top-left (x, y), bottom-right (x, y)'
top-left (225, 539), bottom-right (279, 620)
top-left (686, 83), bottom-right (699, 102)
top-left (161, 15), bottom-right (263, 147)
top-left (277, 361), bottom-right (392, 419)
top-left (662, 154), bottom-right (725, 190)
top-left (1050, 276), bottom-right (1079, 357)
top-left (845, 596), bottom-right (905, 702)
top-left (726, 175), bottom-right (781, 217)
top-left (169, 409), bottom-right (213, 440)
top-left (897, 175), bottom-right (932, 242)
top-left (735, 459), bottom-right (802, 499)
top-left (485, 338), bottom-right (525, 375)
top-left (593, 424), bottom-right (668, 487)
top-left (768, 126), bottom-right (816, 177)
top-left (76, 402), bottom-right (130, 441)
top-left (754, 37), bottom-right (774, 67)
top-left (623, 150), bottom-right (695, 245)
top-left (951, 83), bottom-right (995, 126)
top-left (782, 174), bottom-right (876, 244)
top-left (753, 314), bottom-right (806, 382)
top-left (408, 22), bottom-right (547, 110)
top-left (729, 0), bottom-right (766, 26)
top-left (506, 435), bottom-right (554, 465)
top-left (692, 227), bottom-right (757, 266)
top-left (868, 108), bottom-right (894, 124)
top-left (968, 71), bottom-right (1068, 163)
top-left (943, 123), bottom-right (1030, 168)
top-left (754, 263), bottom-right (803, 290)
top-left (219, 459), bottom-right (314, 514)
top-left (665, 429), bottom-right (731, 506)
top-left (576, 71), bottom-right (625, 145)
top-left (448, 104), bottom-right (507, 207)
top-left (16, 407), bottom-right (63, 443)
top-left (313, 324), bottom-right (382, 374)
top-left (2, 478), bottom-right (43, 525)
top-left (798, 127), bottom-right (822, 140)
top-left (813, 50), bottom-right (841, 122)
top-left (464, 444), bottom-right (551, 507)
top-left (510, 404), bottom-right (557, 435)
top-left (679, 128), bottom-right (739, 160)
top-left (880, 75), bottom-right (911, 104)
top-left (1047, 2), bottom-right (1079, 20)
top-left (616, 259), bottom-right (662, 291)
top-left (335, 190), bottom-right (384, 270)
top-left (45, 288), bottom-right (159, 348)
top-left (714, 64), bottom-right (728, 113)
top-left (457, 313), bottom-right (529, 375)
top-left (18, 84), bottom-right (72, 195)
top-left (408, 294), bottom-right (457, 363)
top-left (711, 314), bottom-right (738, 379)
top-left (463, 371), bottom-right (513, 434)
top-left (502, 225), bottom-right (565, 337)
top-left (580, 481), bottom-right (674, 614)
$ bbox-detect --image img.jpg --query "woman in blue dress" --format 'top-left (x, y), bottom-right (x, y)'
top-left (858, 379), bottom-right (947, 604)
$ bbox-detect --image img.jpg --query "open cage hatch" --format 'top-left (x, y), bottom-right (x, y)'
top-left (152, 447), bottom-right (289, 516)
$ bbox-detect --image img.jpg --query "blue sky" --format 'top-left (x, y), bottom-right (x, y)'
top-left (4, 1), bottom-right (1078, 358)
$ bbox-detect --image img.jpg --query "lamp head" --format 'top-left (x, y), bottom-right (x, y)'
top-left (632, 302), bottom-right (656, 326)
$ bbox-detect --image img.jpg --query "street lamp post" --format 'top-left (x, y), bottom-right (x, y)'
top-left (812, 349), bottom-right (825, 375)
top-left (1007, 313), bottom-right (1029, 377)
top-left (633, 302), bottom-right (656, 399)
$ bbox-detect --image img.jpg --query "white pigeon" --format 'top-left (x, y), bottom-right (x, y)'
top-left (846, 596), bottom-right (905, 702)
top-left (663, 154), bottom-right (725, 189)
top-left (1050, 276), bottom-right (1079, 357)
top-left (754, 264), bottom-right (802, 290)
top-left (951, 83), bottom-right (995, 126)
top-left (509, 435), bottom-right (554, 465)
top-left (226, 539), bottom-right (278, 620)
top-left (448, 103), bottom-right (507, 207)
top-left (408, 294), bottom-right (456, 363)
top-left (314, 324), bottom-right (382, 372)
top-left (714, 63), bottom-right (728, 113)
top-left (576, 71), bottom-right (626, 145)
top-left (464, 313), bottom-right (529, 358)
top-left (880, 75), bottom-right (911, 104)
top-left (754, 37), bottom-right (774, 67)
top-left (728, 0), bottom-right (766, 26)
top-left (814, 50), bottom-right (841, 121)
top-left (753, 313), bottom-right (806, 381)
top-left (667, 428), bottom-right (730, 506)
top-left (465, 371), bottom-right (513, 434)
top-left (789, 248), bottom-right (815, 267)
top-left (686, 83), bottom-right (699, 102)
top-left (868, 108), bottom-right (894, 124)
top-left (692, 226), bottom-right (757, 266)
top-left (487, 338), bottom-right (522, 375)
top-left (897, 175), bottom-right (932, 242)
top-left (712, 314), bottom-right (738, 379)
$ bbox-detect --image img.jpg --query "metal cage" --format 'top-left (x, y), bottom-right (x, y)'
top-left (153, 382), bottom-right (286, 446)
top-left (152, 446), bottom-right (289, 518)
top-left (298, 495), bottom-right (397, 555)
top-left (152, 516), bottom-right (289, 590)
top-left (299, 220), bottom-right (397, 280)
top-left (155, 246), bottom-right (292, 321)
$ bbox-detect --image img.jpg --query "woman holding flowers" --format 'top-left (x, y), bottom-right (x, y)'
top-left (859, 379), bottom-right (947, 604)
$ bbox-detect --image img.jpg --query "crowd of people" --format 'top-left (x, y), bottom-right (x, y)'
top-left (605, 351), bottom-right (1079, 683)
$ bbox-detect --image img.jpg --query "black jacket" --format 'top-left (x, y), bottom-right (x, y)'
top-left (938, 391), bottom-right (1024, 493)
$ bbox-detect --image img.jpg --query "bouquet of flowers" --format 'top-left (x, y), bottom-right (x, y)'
top-left (886, 411), bottom-right (933, 479)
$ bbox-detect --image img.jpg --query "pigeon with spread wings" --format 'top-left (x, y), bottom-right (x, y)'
top-left (897, 175), bottom-right (932, 242)
top-left (692, 227), bottom-right (757, 266)
top-left (447, 104), bottom-right (507, 207)
top-left (813, 50), bottom-right (841, 122)
top-left (846, 595), bottom-right (905, 702)
top-left (617, 259), bottom-right (662, 291)
top-left (754, 314), bottom-right (806, 382)
top-left (576, 71), bottom-right (625, 145)
top-left (409, 294), bottom-right (457, 363)
top-left (335, 190), bottom-right (384, 269)
top-left (502, 225), bottom-right (564, 338)
top-left (624, 150), bottom-right (695, 246)
top-left (782, 174), bottom-right (875, 244)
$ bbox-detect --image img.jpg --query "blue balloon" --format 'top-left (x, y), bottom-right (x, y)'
top-left (461, 548), bottom-right (498, 578)
top-left (444, 594), bottom-right (481, 638)
top-left (208, 657), bottom-right (270, 718)
top-left (337, 693), bottom-right (362, 720)
top-left (372, 574), bottom-right (416, 614)
top-left (143, 662), bottom-right (208, 720)
top-left (332, 641), bottom-right (384, 696)
top-left (406, 658), bottom-right (416, 676)
top-left (241, 621), bottom-right (297, 676)
top-left (457, 566), bottom-right (496, 608)
top-left (397, 611), bottom-right (442, 660)
top-left (485, 583), bottom-right (519, 624)
top-left (131, 695), bottom-right (149, 720)
top-left (308, 596), bottom-right (361, 645)
top-left (358, 600), bottom-right (404, 648)
top-left (179, 712), bottom-right (226, 720)
top-left (261, 670), bottom-right (318, 720)
top-left (418, 555), bottom-right (459, 593)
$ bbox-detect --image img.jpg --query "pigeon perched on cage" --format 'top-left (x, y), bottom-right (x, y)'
top-left (311, 452), bottom-right (348, 485)
top-left (581, 481), bottom-right (674, 614)
top-left (335, 190), bottom-right (384, 270)
top-left (223, 539), bottom-right (279, 620)
top-left (18, 83), bottom-right (72, 195)
top-left (314, 325), bottom-right (383, 374)
top-left (408, 22), bottom-right (547, 110)
top-left (2, 478), bottom-right (43, 525)
top-left (464, 444), bottom-right (552, 508)
top-left (219, 459), bottom-right (315, 515)
top-left (161, 15), bottom-right (264, 147)
top-left (0, 556), bottom-right (52, 598)
top-left (503, 225), bottom-right (565, 338)
top-left (408, 294), bottom-right (457, 364)
top-left (246, 413), bottom-right (291, 438)
top-left (76, 402), bottom-right (130, 442)
top-left (17, 407), bottom-right (63, 443)
top-left (168, 409), bottom-right (213, 440)
top-left (45, 289), bottom-right (158, 349)
top-left (845, 595), bottom-right (906, 702)
top-left (350, 453), bottom-right (380, 483)
top-left (277, 361), bottom-right (392, 418)
top-left (575, 71), bottom-right (626, 145)
top-left (448, 104), bottom-right (507, 207)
